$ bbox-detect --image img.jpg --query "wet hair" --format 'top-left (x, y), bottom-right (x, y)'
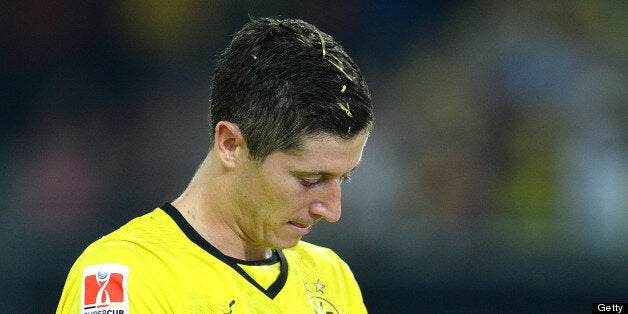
top-left (209, 17), bottom-right (373, 162)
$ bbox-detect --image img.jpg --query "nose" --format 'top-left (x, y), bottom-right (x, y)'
top-left (309, 179), bottom-right (342, 222)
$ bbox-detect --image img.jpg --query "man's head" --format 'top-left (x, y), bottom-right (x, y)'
top-left (209, 17), bottom-right (373, 163)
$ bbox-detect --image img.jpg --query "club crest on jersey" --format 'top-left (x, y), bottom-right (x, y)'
top-left (81, 263), bottom-right (129, 314)
top-left (310, 296), bottom-right (339, 314)
top-left (305, 279), bottom-right (339, 314)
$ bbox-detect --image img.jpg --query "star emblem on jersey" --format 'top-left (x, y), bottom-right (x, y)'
top-left (314, 279), bottom-right (326, 294)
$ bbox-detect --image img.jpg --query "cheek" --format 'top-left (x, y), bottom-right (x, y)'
top-left (264, 180), bottom-right (309, 214)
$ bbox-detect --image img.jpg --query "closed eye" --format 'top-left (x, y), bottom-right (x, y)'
top-left (293, 169), bottom-right (354, 188)
top-left (299, 174), bottom-right (352, 188)
top-left (299, 176), bottom-right (324, 187)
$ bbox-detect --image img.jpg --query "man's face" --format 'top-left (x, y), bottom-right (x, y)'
top-left (232, 131), bottom-right (369, 250)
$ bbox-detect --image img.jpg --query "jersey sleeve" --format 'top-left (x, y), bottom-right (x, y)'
top-left (56, 240), bottom-right (182, 314)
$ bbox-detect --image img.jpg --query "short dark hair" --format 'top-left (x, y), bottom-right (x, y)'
top-left (209, 17), bottom-right (373, 162)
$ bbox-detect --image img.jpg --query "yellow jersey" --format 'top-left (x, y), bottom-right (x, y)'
top-left (57, 203), bottom-right (367, 313)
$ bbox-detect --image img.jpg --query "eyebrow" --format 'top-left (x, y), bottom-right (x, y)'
top-left (291, 161), bottom-right (362, 178)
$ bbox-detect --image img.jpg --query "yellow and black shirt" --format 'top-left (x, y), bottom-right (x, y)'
top-left (57, 203), bottom-right (366, 313)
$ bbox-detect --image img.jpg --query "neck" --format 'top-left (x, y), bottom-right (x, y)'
top-left (172, 152), bottom-right (273, 261)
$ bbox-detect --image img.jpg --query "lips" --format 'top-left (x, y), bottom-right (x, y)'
top-left (290, 221), bottom-right (312, 229)
top-left (288, 221), bottom-right (313, 235)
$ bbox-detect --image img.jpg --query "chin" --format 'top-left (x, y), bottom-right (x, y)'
top-left (271, 237), bottom-right (302, 250)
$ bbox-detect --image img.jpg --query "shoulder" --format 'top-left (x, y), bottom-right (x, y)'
top-left (289, 241), bottom-right (338, 258)
top-left (284, 241), bottom-right (351, 271)
top-left (282, 241), bottom-right (366, 310)
top-left (70, 207), bottom-right (181, 271)
top-left (58, 208), bottom-right (188, 311)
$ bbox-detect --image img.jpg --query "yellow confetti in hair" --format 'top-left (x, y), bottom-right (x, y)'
top-left (337, 102), bottom-right (352, 117)
top-left (317, 30), bottom-right (326, 59)
top-left (341, 85), bottom-right (346, 93)
top-left (327, 58), bottom-right (353, 82)
top-left (296, 33), bottom-right (312, 47)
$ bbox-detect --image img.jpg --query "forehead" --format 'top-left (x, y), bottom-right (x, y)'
top-left (268, 132), bottom-right (369, 173)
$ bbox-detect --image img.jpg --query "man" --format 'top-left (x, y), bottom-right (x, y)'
top-left (57, 17), bottom-right (373, 313)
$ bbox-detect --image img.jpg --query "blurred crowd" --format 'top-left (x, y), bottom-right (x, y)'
top-left (2, 1), bottom-right (626, 312)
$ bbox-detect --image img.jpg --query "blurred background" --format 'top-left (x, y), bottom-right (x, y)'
top-left (2, 1), bottom-right (626, 312)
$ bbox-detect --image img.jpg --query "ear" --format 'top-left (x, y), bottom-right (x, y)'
top-left (214, 121), bottom-right (245, 169)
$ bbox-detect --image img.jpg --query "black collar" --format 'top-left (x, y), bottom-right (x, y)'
top-left (160, 202), bottom-right (288, 299)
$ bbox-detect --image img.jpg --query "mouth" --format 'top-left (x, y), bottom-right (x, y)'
top-left (289, 221), bottom-right (313, 234)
